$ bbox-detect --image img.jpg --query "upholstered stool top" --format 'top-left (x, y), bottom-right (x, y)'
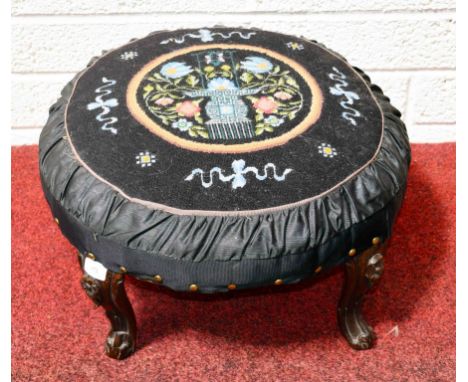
top-left (39, 28), bottom-right (411, 292)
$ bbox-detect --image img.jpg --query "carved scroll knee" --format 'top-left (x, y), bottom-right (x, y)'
top-left (338, 241), bottom-right (385, 350)
top-left (79, 253), bottom-right (137, 360)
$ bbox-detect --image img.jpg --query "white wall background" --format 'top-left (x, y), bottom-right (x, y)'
top-left (11, 0), bottom-right (456, 145)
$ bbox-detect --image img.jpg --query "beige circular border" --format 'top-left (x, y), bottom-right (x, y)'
top-left (126, 43), bottom-right (323, 154)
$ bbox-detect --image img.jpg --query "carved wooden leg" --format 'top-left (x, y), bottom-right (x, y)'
top-left (338, 241), bottom-right (385, 350)
top-left (78, 253), bottom-right (137, 360)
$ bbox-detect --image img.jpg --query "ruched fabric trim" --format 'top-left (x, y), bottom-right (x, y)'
top-left (39, 37), bottom-right (411, 265)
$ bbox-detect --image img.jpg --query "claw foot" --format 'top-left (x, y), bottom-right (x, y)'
top-left (347, 329), bottom-right (376, 350)
top-left (105, 331), bottom-right (135, 360)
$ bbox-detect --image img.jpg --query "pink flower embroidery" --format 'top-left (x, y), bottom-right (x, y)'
top-left (155, 97), bottom-right (174, 106)
top-left (176, 101), bottom-right (201, 117)
top-left (274, 91), bottom-right (292, 101)
top-left (253, 96), bottom-right (278, 114)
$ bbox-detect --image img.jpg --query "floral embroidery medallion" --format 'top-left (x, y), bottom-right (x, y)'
top-left (127, 44), bottom-right (323, 153)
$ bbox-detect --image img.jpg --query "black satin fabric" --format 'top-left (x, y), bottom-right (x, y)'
top-left (38, 38), bottom-right (411, 293)
top-left (42, 179), bottom-right (404, 292)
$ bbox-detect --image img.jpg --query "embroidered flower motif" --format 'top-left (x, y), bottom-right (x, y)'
top-left (274, 91), bottom-right (293, 101)
top-left (160, 61), bottom-right (193, 79)
top-left (318, 143), bottom-right (337, 158)
top-left (140, 48), bottom-right (306, 141)
top-left (172, 118), bottom-right (193, 132)
top-left (264, 115), bottom-right (284, 127)
top-left (135, 151), bottom-right (156, 167)
top-left (241, 56), bottom-right (273, 74)
top-left (253, 96), bottom-right (278, 114)
top-left (155, 97), bottom-right (174, 106)
top-left (176, 100), bottom-right (201, 117)
top-left (205, 51), bottom-right (225, 66)
top-left (286, 42), bottom-right (304, 50)
top-left (207, 78), bottom-right (237, 91)
top-left (120, 51), bottom-right (139, 60)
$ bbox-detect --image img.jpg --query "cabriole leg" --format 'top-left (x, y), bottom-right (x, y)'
top-left (338, 241), bottom-right (385, 350)
top-left (78, 253), bottom-right (137, 360)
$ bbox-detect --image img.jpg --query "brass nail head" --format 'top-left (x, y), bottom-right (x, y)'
top-left (314, 266), bottom-right (322, 273)
top-left (274, 279), bottom-right (283, 286)
top-left (372, 237), bottom-right (381, 246)
top-left (227, 283), bottom-right (237, 291)
top-left (54, 217), bottom-right (59, 225)
top-left (119, 266), bottom-right (127, 274)
top-left (154, 275), bottom-right (163, 283)
top-left (189, 284), bottom-right (199, 292)
top-left (348, 248), bottom-right (357, 257)
top-left (87, 252), bottom-right (96, 260)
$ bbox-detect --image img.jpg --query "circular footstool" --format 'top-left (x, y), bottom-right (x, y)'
top-left (39, 27), bottom-right (411, 359)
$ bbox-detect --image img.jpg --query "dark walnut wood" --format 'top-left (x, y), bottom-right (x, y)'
top-left (338, 242), bottom-right (386, 350)
top-left (75, 241), bottom-right (388, 358)
top-left (78, 253), bottom-right (137, 360)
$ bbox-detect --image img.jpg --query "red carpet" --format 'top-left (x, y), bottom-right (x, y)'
top-left (12, 144), bottom-right (455, 381)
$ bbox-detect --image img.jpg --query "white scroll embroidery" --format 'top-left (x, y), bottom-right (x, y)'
top-left (185, 159), bottom-right (292, 189)
top-left (87, 77), bottom-right (119, 135)
top-left (328, 67), bottom-right (362, 126)
top-left (160, 29), bottom-right (256, 45)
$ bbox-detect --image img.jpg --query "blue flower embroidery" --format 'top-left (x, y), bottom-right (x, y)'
top-left (264, 115), bottom-right (284, 127)
top-left (160, 61), bottom-right (193, 79)
top-left (207, 78), bottom-right (237, 91)
top-left (240, 56), bottom-right (273, 74)
top-left (172, 118), bottom-right (193, 131)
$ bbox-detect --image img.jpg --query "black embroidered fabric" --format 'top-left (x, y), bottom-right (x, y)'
top-left (64, 28), bottom-right (383, 212)
top-left (39, 28), bottom-right (411, 292)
